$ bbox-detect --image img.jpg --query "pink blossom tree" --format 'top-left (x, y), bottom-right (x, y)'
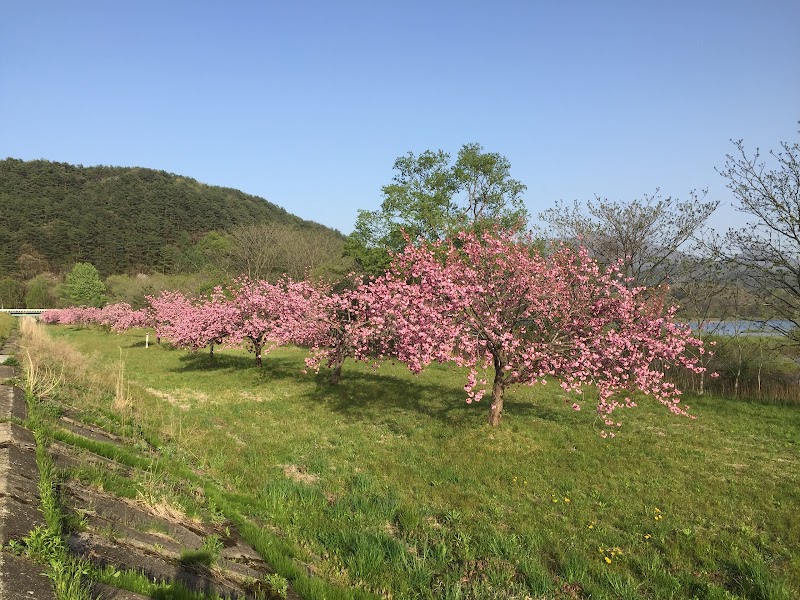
top-left (39, 309), bottom-right (64, 324)
top-left (98, 302), bottom-right (149, 332)
top-left (53, 306), bottom-right (102, 326)
top-left (381, 230), bottom-right (706, 429)
top-left (166, 288), bottom-right (239, 357)
top-left (302, 280), bottom-right (397, 384)
top-left (109, 306), bottom-right (149, 333)
top-left (226, 276), bottom-right (327, 367)
top-left (146, 290), bottom-right (193, 345)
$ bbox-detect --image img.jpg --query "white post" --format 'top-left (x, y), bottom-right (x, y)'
top-left (145, 333), bottom-right (149, 349)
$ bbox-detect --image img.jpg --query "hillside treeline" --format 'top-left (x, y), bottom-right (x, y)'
top-left (0, 158), bottom-right (341, 277)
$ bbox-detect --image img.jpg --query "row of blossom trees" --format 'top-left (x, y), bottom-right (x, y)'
top-left (41, 230), bottom-right (706, 430)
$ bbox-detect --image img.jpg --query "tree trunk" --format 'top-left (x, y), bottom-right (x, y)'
top-left (757, 344), bottom-right (763, 399)
top-left (331, 360), bottom-right (343, 385)
top-left (209, 343), bottom-right (214, 358)
top-left (734, 342), bottom-right (742, 399)
top-left (253, 339), bottom-right (263, 367)
top-left (489, 377), bottom-right (505, 426)
top-left (489, 351), bottom-right (508, 426)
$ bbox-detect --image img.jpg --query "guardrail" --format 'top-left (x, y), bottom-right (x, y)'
top-left (0, 308), bottom-right (46, 316)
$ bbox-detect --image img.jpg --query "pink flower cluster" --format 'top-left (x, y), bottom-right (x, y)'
top-left (43, 230), bottom-right (707, 429)
top-left (362, 229), bottom-right (706, 426)
top-left (40, 304), bottom-right (147, 331)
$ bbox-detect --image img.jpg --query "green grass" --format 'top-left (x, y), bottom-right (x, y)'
top-left (0, 312), bottom-right (14, 346)
top-left (13, 393), bottom-right (94, 600)
top-left (39, 325), bottom-right (800, 599)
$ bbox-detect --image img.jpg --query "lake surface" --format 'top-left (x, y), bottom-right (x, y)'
top-left (688, 320), bottom-right (795, 336)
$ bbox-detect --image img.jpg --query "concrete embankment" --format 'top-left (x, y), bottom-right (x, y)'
top-left (0, 332), bottom-right (300, 600)
top-left (0, 334), bottom-right (57, 599)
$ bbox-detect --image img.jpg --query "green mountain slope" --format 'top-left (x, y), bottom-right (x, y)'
top-left (0, 158), bottom-right (335, 276)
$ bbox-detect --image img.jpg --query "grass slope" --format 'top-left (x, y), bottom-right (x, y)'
top-left (45, 325), bottom-right (800, 599)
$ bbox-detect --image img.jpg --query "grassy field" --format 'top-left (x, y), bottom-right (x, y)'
top-left (28, 324), bottom-right (800, 599)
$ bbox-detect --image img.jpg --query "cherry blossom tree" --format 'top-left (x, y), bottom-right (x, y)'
top-left (97, 302), bottom-right (142, 332)
top-left (226, 276), bottom-right (326, 367)
top-left (109, 305), bottom-right (149, 333)
top-left (53, 306), bottom-right (102, 326)
top-left (381, 229), bottom-right (706, 429)
top-left (39, 309), bottom-right (64, 324)
top-left (302, 279), bottom-right (397, 384)
top-left (146, 290), bottom-right (193, 345)
top-left (166, 288), bottom-right (239, 357)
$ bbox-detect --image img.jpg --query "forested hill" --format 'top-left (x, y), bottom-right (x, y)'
top-left (0, 158), bottom-right (335, 276)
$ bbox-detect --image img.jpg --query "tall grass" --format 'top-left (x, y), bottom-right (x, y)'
top-left (23, 322), bottom-right (800, 599)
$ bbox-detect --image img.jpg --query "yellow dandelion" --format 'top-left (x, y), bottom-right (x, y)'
top-left (564, 497), bottom-right (570, 503)
top-left (604, 556), bottom-right (612, 564)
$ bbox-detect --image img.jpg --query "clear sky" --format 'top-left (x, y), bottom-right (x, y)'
top-left (2, 1), bottom-right (798, 235)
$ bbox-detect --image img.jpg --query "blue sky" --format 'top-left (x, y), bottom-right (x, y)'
top-left (2, 1), bottom-right (798, 235)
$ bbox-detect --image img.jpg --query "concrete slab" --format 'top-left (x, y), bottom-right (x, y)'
top-left (68, 532), bottom-right (244, 599)
top-left (0, 551), bottom-right (56, 600)
top-left (0, 386), bottom-right (28, 422)
top-left (0, 422), bottom-right (45, 545)
top-left (58, 416), bottom-right (126, 447)
top-left (0, 421), bottom-right (37, 450)
top-left (62, 481), bottom-right (205, 548)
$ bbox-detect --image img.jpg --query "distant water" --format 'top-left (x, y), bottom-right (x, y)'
top-left (687, 320), bottom-right (795, 336)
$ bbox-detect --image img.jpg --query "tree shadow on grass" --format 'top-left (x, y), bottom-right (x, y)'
top-left (173, 351), bottom-right (259, 372)
top-left (258, 356), bottom-right (578, 428)
top-left (167, 349), bottom-right (582, 428)
top-left (121, 337), bottom-right (181, 351)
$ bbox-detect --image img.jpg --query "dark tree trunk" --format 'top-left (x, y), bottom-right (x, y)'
top-left (331, 360), bottom-right (343, 385)
top-left (489, 377), bottom-right (505, 426)
top-left (250, 337), bottom-right (263, 367)
top-left (489, 351), bottom-right (509, 426)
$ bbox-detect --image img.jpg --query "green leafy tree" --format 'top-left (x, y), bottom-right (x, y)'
top-left (0, 277), bottom-right (24, 308)
top-left (346, 143), bottom-right (528, 275)
top-left (63, 262), bottom-right (107, 307)
top-left (25, 273), bottom-right (59, 308)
